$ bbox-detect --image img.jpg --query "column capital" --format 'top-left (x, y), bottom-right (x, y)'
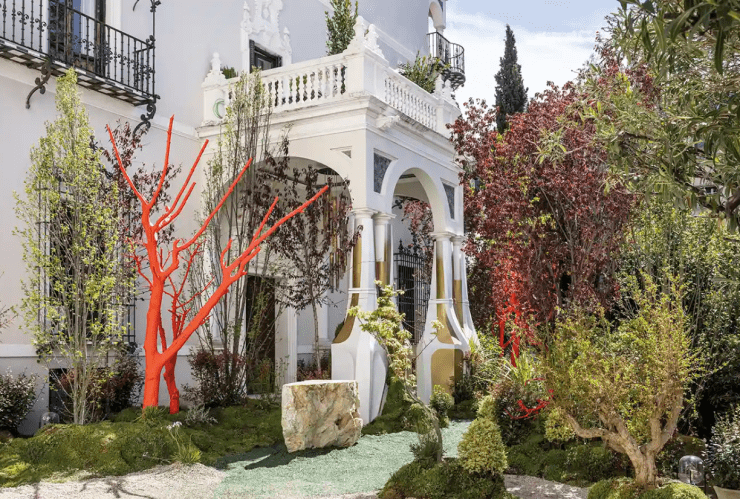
top-left (430, 230), bottom-right (456, 241)
top-left (373, 212), bottom-right (396, 223)
top-left (352, 207), bottom-right (377, 219)
top-left (451, 235), bottom-right (466, 246)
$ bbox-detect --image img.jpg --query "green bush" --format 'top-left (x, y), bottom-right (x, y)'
top-left (707, 405), bottom-right (740, 489)
top-left (588, 478), bottom-right (643, 499)
top-left (362, 380), bottom-right (425, 435)
top-left (639, 483), bottom-right (707, 499)
top-left (545, 406), bottom-right (576, 443)
top-left (398, 53), bottom-right (448, 94)
top-left (588, 479), bottom-right (707, 499)
top-left (458, 418), bottom-right (508, 476)
top-left (449, 398), bottom-right (478, 420)
top-left (430, 385), bottom-right (454, 428)
top-left (0, 370), bottom-right (37, 433)
top-left (379, 458), bottom-right (513, 499)
top-left (410, 429), bottom-right (442, 467)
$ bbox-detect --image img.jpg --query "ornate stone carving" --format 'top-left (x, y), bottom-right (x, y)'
top-left (241, 0), bottom-right (292, 72)
top-left (374, 153), bottom-right (392, 193)
top-left (443, 183), bottom-right (455, 219)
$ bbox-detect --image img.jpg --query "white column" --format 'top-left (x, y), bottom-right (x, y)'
top-left (332, 207), bottom-right (387, 424)
top-left (373, 212), bottom-right (394, 288)
top-left (452, 235), bottom-right (477, 345)
top-left (416, 231), bottom-right (467, 403)
top-left (276, 295), bottom-right (298, 385)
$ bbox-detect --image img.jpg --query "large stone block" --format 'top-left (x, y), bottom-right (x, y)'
top-left (281, 380), bottom-right (363, 453)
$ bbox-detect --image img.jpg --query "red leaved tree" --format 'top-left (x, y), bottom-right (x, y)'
top-left (451, 84), bottom-right (633, 337)
top-left (108, 117), bottom-right (327, 412)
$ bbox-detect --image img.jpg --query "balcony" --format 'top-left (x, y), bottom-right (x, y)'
top-left (427, 31), bottom-right (465, 90)
top-left (0, 0), bottom-right (155, 106)
top-left (202, 23), bottom-right (460, 137)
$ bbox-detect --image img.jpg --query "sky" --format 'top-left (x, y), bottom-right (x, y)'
top-left (445, 0), bottom-right (622, 105)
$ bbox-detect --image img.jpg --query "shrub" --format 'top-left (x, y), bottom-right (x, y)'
top-left (398, 53), bottom-right (448, 94)
top-left (184, 405), bottom-right (217, 427)
top-left (545, 406), bottom-right (576, 443)
top-left (182, 348), bottom-right (247, 407)
top-left (458, 418), bottom-right (508, 476)
top-left (588, 478), bottom-right (642, 499)
top-left (707, 405), bottom-right (740, 489)
top-left (588, 479), bottom-right (707, 499)
top-left (0, 370), bottom-right (37, 432)
top-left (379, 458), bottom-right (511, 499)
top-left (325, 0), bottom-right (358, 55)
top-left (430, 386), bottom-right (453, 428)
top-left (639, 483), bottom-right (707, 499)
top-left (477, 394), bottom-right (497, 420)
top-left (410, 429), bottom-right (442, 467)
top-left (565, 444), bottom-right (619, 484)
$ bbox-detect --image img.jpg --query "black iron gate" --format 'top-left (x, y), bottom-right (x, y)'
top-left (394, 241), bottom-right (431, 344)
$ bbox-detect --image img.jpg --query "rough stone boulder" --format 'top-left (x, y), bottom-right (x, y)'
top-left (281, 380), bottom-right (363, 453)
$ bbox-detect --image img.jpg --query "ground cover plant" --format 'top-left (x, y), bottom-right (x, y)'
top-left (0, 402), bottom-right (282, 487)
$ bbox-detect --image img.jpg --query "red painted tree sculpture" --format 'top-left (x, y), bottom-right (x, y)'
top-left (108, 117), bottom-right (327, 413)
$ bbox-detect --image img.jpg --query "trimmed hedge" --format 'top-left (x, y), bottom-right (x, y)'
top-left (588, 479), bottom-right (708, 499)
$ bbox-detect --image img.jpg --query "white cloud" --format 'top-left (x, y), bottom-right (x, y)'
top-left (445, 6), bottom-right (601, 106)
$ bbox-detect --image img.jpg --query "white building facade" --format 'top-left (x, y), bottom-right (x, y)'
top-left (0, 0), bottom-right (474, 432)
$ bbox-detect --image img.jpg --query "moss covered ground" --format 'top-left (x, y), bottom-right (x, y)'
top-left (0, 402), bottom-right (282, 487)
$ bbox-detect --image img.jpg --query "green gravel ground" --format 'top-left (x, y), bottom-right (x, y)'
top-left (214, 420), bottom-right (472, 499)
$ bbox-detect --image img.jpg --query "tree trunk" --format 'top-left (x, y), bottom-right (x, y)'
top-left (163, 356), bottom-right (180, 414)
top-left (312, 295), bottom-right (321, 373)
top-left (633, 452), bottom-right (659, 490)
top-left (142, 363), bottom-right (162, 409)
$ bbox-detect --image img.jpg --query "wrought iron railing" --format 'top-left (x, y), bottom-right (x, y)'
top-left (0, 0), bottom-right (155, 105)
top-left (395, 241), bottom-right (431, 345)
top-left (427, 31), bottom-right (465, 89)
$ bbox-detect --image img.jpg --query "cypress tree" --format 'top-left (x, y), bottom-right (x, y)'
top-left (326, 0), bottom-right (359, 56)
top-left (494, 25), bottom-right (528, 132)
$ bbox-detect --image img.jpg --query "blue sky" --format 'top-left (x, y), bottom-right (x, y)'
top-left (445, 0), bottom-right (621, 104)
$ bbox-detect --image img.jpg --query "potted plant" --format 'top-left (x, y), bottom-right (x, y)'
top-left (708, 406), bottom-right (740, 499)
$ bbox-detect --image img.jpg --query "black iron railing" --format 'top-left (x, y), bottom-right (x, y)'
top-left (0, 0), bottom-right (155, 105)
top-left (427, 31), bottom-right (465, 89)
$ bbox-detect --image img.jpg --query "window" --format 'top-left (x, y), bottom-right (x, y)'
top-left (49, 0), bottom-right (107, 73)
top-left (249, 40), bottom-right (282, 71)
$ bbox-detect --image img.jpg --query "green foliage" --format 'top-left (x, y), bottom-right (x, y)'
top-left (490, 373), bottom-right (544, 447)
top-left (494, 24), bottom-right (528, 132)
top-left (379, 458), bottom-right (512, 499)
top-left (707, 406), bottom-right (740, 489)
top-left (325, 0), bottom-right (358, 55)
top-left (588, 479), bottom-right (708, 499)
top-left (0, 370), bottom-right (37, 432)
top-left (449, 398), bottom-right (478, 420)
top-left (183, 405), bottom-right (217, 427)
top-left (14, 68), bottom-right (131, 425)
top-left (361, 379), bottom-right (417, 435)
top-left (398, 53), bottom-right (448, 94)
top-left (507, 426), bottom-right (626, 487)
top-left (458, 418), bottom-right (508, 476)
top-left (588, 478), bottom-right (644, 499)
top-left (410, 429), bottom-right (443, 467)
top-left (453, 335), bottom-right (506, 404)
top-left (545, 406), bottom-right (576, 443)
top-left (598, 2), bottom-right (740, 230)
top-left (0, 403), bottom-right (282, 486)
top-left (621, 197), bottom-right (740, 437)
top-left (430, 386), bottom-right (454, 428)
top-left (477, 395), bottom-right (497, 421)
top-left (546, 274), bottom-right (701, 473)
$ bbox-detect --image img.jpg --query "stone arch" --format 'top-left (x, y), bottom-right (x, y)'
top-left (381, 163), bottom-right (452, 234)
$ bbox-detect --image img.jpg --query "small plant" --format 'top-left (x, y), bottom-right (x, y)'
top-left (167, 421), bottom-right (201, 464)
top-left (398, 53), bottom-right (449, 94)
top-left (457, 417), bottom-right (508, 476)
top-left (0, 369), bottom-right (38, 433)
top-left (430, 385), bottom-right (454, 428)
top-left (135, 406), bottom-right (168, 427)
top-left (184, 405), bottom-right (217, 426)
top-left (707, 406), bottom-right (740, 490)
top-left (221, 66), bottom-right (237, 79)
top-left (410, 427), bottom-right (443, 467)
top-left (325, 0), bottom-right (359, 55)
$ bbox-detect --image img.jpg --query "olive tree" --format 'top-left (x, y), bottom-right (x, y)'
top-left (545, 275), bottom-right (703, 490)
